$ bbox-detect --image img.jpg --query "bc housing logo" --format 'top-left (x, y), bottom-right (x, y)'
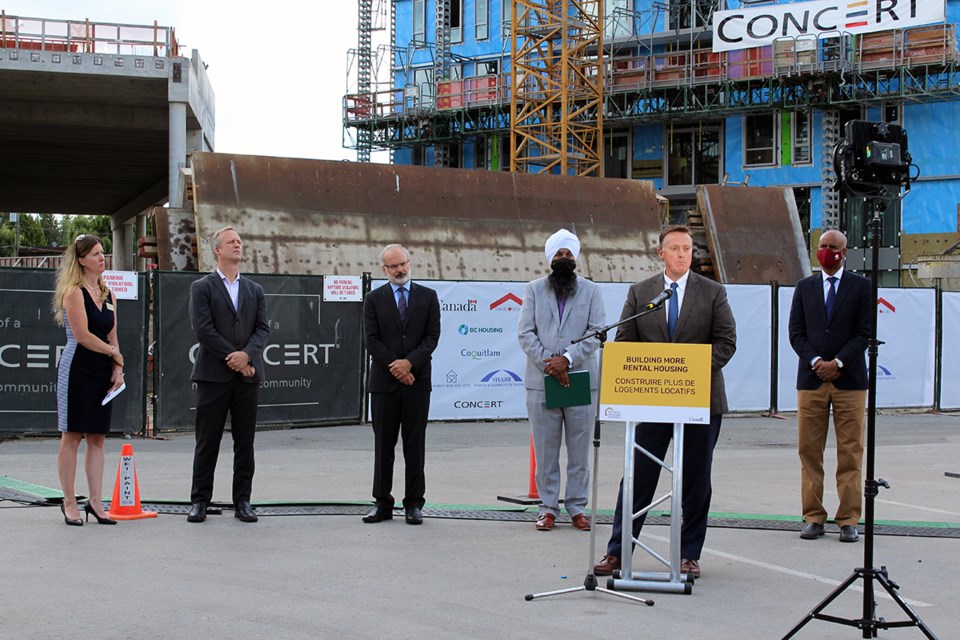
top-left (458, 324), bottom-right (504, 335)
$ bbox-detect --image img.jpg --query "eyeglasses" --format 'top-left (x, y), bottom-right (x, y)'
top-left (75, 234), bottom-right (86, 243)
top-left (383, 260), bottom-right (410, 271)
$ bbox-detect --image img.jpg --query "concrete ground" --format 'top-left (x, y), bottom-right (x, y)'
top-left (1, 412), bottom-right (958, 639)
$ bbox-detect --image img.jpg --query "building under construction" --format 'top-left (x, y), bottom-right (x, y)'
top-left (343, 0), bottom-right (960, 285)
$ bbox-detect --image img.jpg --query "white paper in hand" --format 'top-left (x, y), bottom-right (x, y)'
top-left (102, 382), bottom-right (126, 406)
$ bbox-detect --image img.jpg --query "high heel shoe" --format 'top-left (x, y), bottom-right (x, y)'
top-left (60, 503), bottom-right (83, 526)
top-left (84, 502), bottom-right (117, 525)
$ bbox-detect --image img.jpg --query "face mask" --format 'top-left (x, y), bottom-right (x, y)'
top-left (817, 248), bottom-right (843, 269)
top-left (551, 258), bottom-right (576, 274)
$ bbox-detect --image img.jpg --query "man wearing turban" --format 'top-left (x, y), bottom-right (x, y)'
top-left (518, 229), bottom-right (605, 531)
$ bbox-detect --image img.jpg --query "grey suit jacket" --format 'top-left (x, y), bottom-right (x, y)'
top-left (615, 272), bottom-right (737, 414)
top-left (518, 274), bottom-right (605, 391)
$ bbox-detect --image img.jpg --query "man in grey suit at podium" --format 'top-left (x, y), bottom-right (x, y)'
top-left (594, 224), bottom-right (736, 578)
top-left (518, 229), bottom-right (605, 532)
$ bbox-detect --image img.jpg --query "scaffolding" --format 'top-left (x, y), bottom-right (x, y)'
top-left (342, 9), bottom-right (960, 155)
top-left (510, 0), bottom-right (605, 176)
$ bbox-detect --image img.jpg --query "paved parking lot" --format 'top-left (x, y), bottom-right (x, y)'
top-left (1, 412), bottom-right (957, 639)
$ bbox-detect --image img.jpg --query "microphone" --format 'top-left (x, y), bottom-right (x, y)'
top-left (644, 288), bottom-right (673, 310)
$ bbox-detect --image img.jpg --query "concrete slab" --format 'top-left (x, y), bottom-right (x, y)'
top-left (1, 412), bottom-right (958, 639)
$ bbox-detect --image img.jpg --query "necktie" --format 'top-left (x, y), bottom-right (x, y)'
top-left (667, 282), bottom-right (679, 340)
top-left (397, 286), bottom-right (408, 323)
top-left (825, 276), bottom-right (837, 320)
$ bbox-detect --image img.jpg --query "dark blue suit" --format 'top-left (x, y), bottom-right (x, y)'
top-left (789, 271), bottom-right (871, 392)
top-left (363, 282), bottom-right (441, 509)
top-left (789, 269), bottom-right (871, 526)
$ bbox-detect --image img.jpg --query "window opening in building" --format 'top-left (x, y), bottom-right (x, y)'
top-left (792, 111), bottom-right (812, 165)
top-left (667, 123), bottom-right (721, 186)
top-left (793, 186), bottom-right (812, 248)
top-left (744, 113), bottom-right (777, 166)
top-left (413, 0), bottom-right (426, 42)
top-left (669, 0), bottom-right (713, 30)
top-left (452, 0), bottom-right (464, 44)
top-left (477, 0), bottom-right (489, 40)
top-left (604, 130), bottom-right (630, 178)
top-left (475, 137), bottom-right (489, 169)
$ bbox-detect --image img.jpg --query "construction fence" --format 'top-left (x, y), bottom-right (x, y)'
top-left (1, 269), bottom-right (957, 435)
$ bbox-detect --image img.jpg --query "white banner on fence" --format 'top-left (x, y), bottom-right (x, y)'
top-left (713, 0), bottom-right (945, 52)
top-left (725, 285), bottom-right (774, 411)
top-left (939, 292), bottom-right (960, 409)
top-left (777, 287), bottom-right (800, 412)
top-left (409, 280), bottom-right (778, 420)
top-left (391, 281), bottom-right (529, 421)
top-left (374, 280), bottom-right (937, 421)
top-left (777, 286), bottom-right (936, 411)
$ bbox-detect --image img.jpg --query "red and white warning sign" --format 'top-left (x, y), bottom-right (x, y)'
top-left (323, 275), bottom-right (363, 302)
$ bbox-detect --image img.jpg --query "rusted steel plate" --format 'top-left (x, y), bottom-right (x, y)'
top-left (152, 206), bottom-right (199, 271)
top-left (697, 185), bottom-right (811, 284)
top-left (189, 153), bottom-right (668, 282)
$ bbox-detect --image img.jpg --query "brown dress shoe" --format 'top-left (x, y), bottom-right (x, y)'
top-left (535, 513), bottom-right (555, 531)
top-left (571, 513), bottom-right (591, 531)
top-left (593, 554), bottom-right (621, 576)
top-left (681, 558), bottom-right (701, 578)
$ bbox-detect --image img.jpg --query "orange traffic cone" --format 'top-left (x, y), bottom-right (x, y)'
top-left (106, 443), bottom-right (157, 520)
top-left (528, 433), bottom-right (539, 499)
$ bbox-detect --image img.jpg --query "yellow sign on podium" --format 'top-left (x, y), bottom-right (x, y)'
top-left (599, 342), bottom-right (711, 423)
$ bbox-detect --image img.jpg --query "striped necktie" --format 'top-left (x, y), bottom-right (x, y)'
top-left (397, 286), bottom-right (408, 323)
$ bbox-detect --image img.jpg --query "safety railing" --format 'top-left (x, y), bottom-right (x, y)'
top-left (343, 23), bottom-right (960, 123)
top-left (0, 12), bottom-right (180, 57)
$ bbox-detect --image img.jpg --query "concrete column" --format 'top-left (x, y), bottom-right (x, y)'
top-left (136, 213), bottom-right (147, 272)
top-left (112, 224), bottom-right (125, 270)
top-left (110, 219), bottom-right (136, 271)
top-left (169, 101), bottom-right (187, 207)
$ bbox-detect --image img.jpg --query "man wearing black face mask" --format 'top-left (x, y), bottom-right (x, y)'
top-left (518, 229), bottom-right (605, 532)
top-left (789, 229), bottom-right (871, 543)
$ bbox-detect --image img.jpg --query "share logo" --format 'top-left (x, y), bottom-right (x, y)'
top-left (604, 407), bottom-right (622, 419)
top-left (877, 297), bottom-right (896, 314)
top-left (446, 370), bottom-right (458, 384)
top-left (480, 369), bottom-right (523, 383)
top-left (877, 364), bottom-right (895, 380)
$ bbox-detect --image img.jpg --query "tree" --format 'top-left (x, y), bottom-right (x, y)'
top-left (37, 213), bottom-right (63, 247)
top-left (63, 215), bottom-right (113, 254)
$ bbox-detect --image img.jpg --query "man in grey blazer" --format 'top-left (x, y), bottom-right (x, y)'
top-left (186, 226), bottom-right (270, 524)
top-left (518, 229), bottom-right (605, 532)
top-left (594, 225), bottom-right (736, 578)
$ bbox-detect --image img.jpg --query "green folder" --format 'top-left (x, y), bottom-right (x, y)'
top-left (544, 370), bottom-right (591, 409)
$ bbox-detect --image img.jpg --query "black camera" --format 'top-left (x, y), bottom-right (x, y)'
top-left (833, 120), bottom-right (912, 195)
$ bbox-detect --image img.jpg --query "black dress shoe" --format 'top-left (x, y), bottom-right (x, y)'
top-left (234, 501), bottom-right (258, 523)
top-left (405, 507), bottom-right (423, 525)
top-left (839, 524), bottom-right (860, 542)
top-left (800, 522), bottom-right (825, 539)
top-left (187, 502), bottom-right (207, 523)
top-left (362, 507), bottom-right (393, 523)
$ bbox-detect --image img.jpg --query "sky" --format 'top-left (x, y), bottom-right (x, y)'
top-left (3, 0), bottom-right (385, 162)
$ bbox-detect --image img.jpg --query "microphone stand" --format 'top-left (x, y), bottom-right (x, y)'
top-left (524, 300), bottom-right (669, 605)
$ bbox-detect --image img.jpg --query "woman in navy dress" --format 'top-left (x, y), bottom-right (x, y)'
top-left (52, 234), bottom-right (125, 526)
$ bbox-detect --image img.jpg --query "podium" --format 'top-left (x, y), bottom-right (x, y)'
top-left (599, 342), bottom-right (712, 595)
